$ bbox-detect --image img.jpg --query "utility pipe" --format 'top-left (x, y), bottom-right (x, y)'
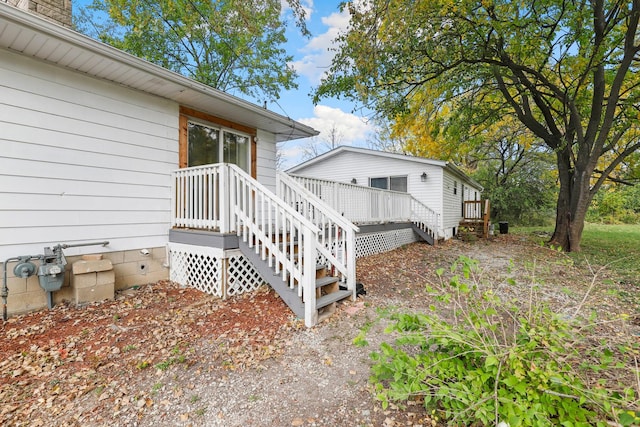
top-left (2, 255), bottom-right (41, 322)
top-left (2, 241), bottom-right (108, 321)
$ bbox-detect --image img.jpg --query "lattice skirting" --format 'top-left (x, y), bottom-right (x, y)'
top-left (168, 243), bottom-right (265, 298)
top-left (355, 228), bottom-right (419, 258)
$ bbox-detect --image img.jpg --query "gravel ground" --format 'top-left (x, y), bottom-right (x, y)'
top-left (2, 233), bottom-right (638, 426)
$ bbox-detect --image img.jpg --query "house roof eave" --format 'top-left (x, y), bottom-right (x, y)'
top-left (0, 3), bottom-right (318, 142)
top-left (289, 146), bottom-right (483, 192)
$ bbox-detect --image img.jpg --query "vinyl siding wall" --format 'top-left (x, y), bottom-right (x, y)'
top-left (0, 49), bottom-right (179, 259)
top-left (256, 129), bottom-right (277, 192)
top-left (289, 150), bottom-right (444, 224)
top-left (442, 170), bottom-right (462, 236)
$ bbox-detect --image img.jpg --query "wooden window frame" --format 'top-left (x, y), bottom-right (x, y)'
top-left (179, 106), bottom-right (257, 178)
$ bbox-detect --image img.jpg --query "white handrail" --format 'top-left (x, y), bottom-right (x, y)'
top-left (172, 164), bottom-right (224, 230)
top-left (226, 164), bottom-right (320, 327)
top-left (277, 172), bottom-right (359, 294)
top-left (410, 198), bottom-right (440, 240)
top-left (289, 174), bottom-right (440, 238)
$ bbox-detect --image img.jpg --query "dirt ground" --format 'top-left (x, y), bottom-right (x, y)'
top-left (1, 233), bottom-right (638, 426)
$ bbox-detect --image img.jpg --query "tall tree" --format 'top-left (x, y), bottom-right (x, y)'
top-left (315, 0), bottom-right (640, 251)
top-left (76, 0), bottom-right (309, 102)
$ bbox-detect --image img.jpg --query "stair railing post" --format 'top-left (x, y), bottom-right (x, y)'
top-left (219, 164), bottom-right (229, 233)
top-left (346, 226), bottom-right (356, 299)
top-left (303, 225), bottom-right (318, 327)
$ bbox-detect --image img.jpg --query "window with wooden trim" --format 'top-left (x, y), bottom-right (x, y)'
top-left (179, 107), bottom-right (256, 177)
top-left (187, 119), bottom-right (250, 172)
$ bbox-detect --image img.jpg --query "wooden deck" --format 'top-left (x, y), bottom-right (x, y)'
top-left (460, 200), bottom-right (491, 238)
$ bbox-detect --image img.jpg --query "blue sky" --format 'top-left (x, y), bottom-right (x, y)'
top-left (73, 0), bottom-right (374, 169)
top-left (277, 1), bottom-right (374, 169)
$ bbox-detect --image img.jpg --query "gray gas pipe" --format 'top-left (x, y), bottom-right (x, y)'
top-left (2, 241), bottom-right (109, 321)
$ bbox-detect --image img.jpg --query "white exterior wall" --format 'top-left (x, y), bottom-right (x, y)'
top-left (256, 129), bottom-right (277, 193)
top-left (0, 49), bottom-right (179, 260)
top-left (442, 170), bottom-right (463, 239)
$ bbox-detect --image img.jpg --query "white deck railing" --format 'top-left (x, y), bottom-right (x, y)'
top-left (173, 164), bottom-right (227, 230)
top-left (172, 164), bottom-right (321, 327)
top-left (289, 175), bottom-right (412, 223)
top-left (410, 198), bottom-right (440, 241)
top-left (288, 175), bottom-right (439, 236)
top-left (277, 172), bottom-right (359, 294)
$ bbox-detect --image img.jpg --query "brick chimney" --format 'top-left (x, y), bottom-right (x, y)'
top-left (11, 0), bottom-right (72, 28)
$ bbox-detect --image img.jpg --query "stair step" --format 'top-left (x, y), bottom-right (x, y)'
top-left (316, 289), bottom-right (352, 310)
top-left (315, 276), bottom-right (339, 289)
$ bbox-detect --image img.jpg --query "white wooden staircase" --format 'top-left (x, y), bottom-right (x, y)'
top-left (172, 164), bottom-right (358, 327)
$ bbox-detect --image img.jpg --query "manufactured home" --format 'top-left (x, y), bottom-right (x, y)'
top-left (287, 146), bottom-right (485, 240)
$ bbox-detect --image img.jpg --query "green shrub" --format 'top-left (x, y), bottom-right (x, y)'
top-left (366, 256), bottom-right (639, 426)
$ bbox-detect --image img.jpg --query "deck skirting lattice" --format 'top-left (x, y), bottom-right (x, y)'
top-left (355, 228), bottom-right (418, 258)
top-left (226, 252), bottom-right (265, 296)
top-left (168, 243), bottom-right (265, 298)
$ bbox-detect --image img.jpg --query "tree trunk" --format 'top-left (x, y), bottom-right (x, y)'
top-left (550, 153), bottom-right (593, 252)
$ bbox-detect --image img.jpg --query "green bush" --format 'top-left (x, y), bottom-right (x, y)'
top-left (366, 256), bottom-right (639, 426)
top-left (588, 186), bottom-right (640, 224)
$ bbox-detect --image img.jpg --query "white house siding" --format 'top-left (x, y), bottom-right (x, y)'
top-left (256, 129), bottom-right (277, 193)
top-left (442, 169), bottom-right (464, 239)
top-left (0, 49), bottom-right (179, 260)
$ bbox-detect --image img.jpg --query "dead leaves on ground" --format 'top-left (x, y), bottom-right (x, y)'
top-left (0, 282), bottom-right (296, 426)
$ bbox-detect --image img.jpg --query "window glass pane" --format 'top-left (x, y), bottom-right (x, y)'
top-left (223, 131), bottom-right (249, 172)
top-left (389, 176), bottom-right (407, 192)
top-left (188, 122), bottom-right (219, 167)
top-left (370, 177), bottom-right (388, 189)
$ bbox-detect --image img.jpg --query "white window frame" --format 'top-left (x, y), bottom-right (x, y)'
top-left (368, 175), bottom-right (408, 192)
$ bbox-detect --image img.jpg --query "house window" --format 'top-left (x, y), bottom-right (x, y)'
top-left (453, 180), bottom-right (458, 195)
top-left (390, 176), bottom-right (407, 192)
top-left (187, 120), bottom-right (250, 173)
top-left (370, 177), bottom-right (388, 189)
top-left (179, 106), bottom-right (256, 177)
top-left (369, 176), bottom-right (408, 192)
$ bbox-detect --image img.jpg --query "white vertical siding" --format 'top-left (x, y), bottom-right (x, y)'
top-left (0, 49), bottom-right (179, 259)
top-left (256, 129), bottom-right (277, 193)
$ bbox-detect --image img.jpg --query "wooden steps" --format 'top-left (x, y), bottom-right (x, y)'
top-left (237, 239), bottom-right (352, 325)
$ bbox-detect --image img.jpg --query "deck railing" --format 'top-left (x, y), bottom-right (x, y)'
top-left (288, 174), bottom-right (439, 237)
top-left (462, 200), bottom-right (491, 238)
top-left (288, 175), bottom-right (413, 223)
top-left (172, 164), bottom-right (227, 231)
top-left (172, 164), bottom-right (322, 326)
top-left (277, 172), bottom-right (359, 294)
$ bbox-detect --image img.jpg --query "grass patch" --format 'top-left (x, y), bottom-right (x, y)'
top-left (513, 224), bottom-right (640, 283)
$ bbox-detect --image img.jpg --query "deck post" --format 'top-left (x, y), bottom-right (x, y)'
top-left (219, 164), bottom-right (229, 233)
top-left (303, 226), bottom-right (318, 327)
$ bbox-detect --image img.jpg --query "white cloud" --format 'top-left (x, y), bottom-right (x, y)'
top-left (279, 105), bottom-right (374, 170)
top-left (291, 8), bottom-right (350, 84)
top-left (297, 105), bottom-right (372, 143)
